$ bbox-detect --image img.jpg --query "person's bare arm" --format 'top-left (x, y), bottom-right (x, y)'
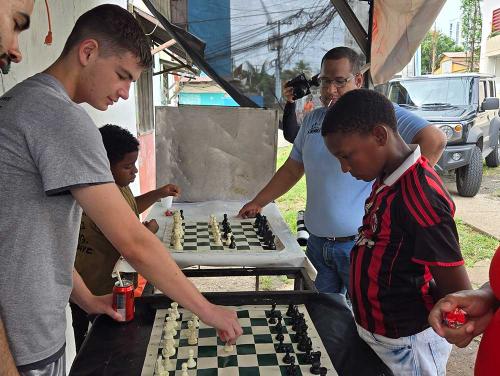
top-left (70, 269), bottom-right (122, 320)
top-left (430, 265), bottom-right (472, 300)
top-left (71, 183), bottom-right (242, 342)
top-left (136, 184), bottom-right (180, 214)
top-left (412, 125), bottom-right (447, 166)
top-left (239, 157), bottom-right (304, 218)
top-left (0, 316), bottom-right (18, 376)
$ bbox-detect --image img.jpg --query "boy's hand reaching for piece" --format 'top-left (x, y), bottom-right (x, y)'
top-left (158, 184), bottom-right (181, 198)
top-left (143, 219), bottom-right (159, 234)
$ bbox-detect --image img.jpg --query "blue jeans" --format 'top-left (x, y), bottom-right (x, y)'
top-left (306, 234), bottom-right (354, 294)
top-left (357, 324), bottom-right (452, 376)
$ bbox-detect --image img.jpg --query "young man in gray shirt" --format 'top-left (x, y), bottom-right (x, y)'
top-left (0, 5), bottom-right (242, 375)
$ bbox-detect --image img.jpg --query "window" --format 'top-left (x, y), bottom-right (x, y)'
top-left (489, 80), bottom-right (495, 98)
top-left (479, 80), bottom-right (486, 108)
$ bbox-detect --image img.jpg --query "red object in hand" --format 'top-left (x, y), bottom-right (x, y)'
top-left (165, 210), bottom-right (173, 216)
top-left (443, 308), bottom-right (468, 328)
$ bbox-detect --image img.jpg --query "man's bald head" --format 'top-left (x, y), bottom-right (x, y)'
top-left (0, 0), bottom-right (34, 73)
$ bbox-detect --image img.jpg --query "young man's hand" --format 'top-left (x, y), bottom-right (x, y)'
top-left (143, 219), bottom-right (159, 234)
top-left (84, 294), bottom-right (123, 322)
top-left (283, 85), bottom-right (294, 103)
top-left (158, 184), bottom-right (181, 198)
top-left (199, 304), bottom-right (243, 344)
top-left (428, 286), bottom-right (496, 347)
top-left (238, 200), bottom-right (263, 218)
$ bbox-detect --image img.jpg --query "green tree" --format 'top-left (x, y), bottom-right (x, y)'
top-left (421, 31), bottom-right (464, 74)
top-left (281, 60), bottom-right (313, 84)
top-left (461, 0), bottom-right (482, 72)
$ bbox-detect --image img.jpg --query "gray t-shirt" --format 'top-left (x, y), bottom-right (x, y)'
top-left (0, 73), bottom-right (113, 365)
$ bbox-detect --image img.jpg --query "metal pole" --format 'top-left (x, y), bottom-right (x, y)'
top-left (275, 20), bottom-right (282, 104)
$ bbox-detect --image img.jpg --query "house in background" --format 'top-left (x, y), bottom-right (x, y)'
top-left (480, 0), bottom-right (500, 88)
top-left (433, 52), bottom-right (476, 74)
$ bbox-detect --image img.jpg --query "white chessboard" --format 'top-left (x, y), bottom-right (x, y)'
top-left (162, 220), bottom-right (283, 253)
top-left (141, 305), bottom-right (337, 376)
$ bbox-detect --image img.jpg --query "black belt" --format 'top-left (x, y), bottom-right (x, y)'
top-left (325, 235), bottom-right (356, 242)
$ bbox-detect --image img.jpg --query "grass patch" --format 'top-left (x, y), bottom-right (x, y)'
top-left (456, 219), bottom-right (499, 267)
top-left (274, 146), bottom-right (499, 268)
top-left (483, 163), bottom-right (500, 176)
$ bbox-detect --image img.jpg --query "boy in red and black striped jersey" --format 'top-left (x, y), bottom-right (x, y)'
top-left (322, 89), bottom-right (471, 375)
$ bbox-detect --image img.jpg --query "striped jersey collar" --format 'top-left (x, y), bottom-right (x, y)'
top-left (383, 145), bottom-right (421, 186)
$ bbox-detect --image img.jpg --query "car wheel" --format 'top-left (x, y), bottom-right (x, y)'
top-left (456, 145), bottom-right (483, 197)
top-left (485, 135), bottom-right (500, 167)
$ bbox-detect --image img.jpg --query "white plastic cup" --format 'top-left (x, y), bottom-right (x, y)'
top-left (161, 196), bottom-right (173, 209)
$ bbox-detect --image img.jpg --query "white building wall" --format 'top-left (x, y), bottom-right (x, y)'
top-left (480, 0), bottom-right (500, 90)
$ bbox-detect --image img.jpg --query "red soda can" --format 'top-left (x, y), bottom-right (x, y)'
top-left (112, 280), bottom-right (134, 322)
top-left (443, 308), bottom-right (468, 329)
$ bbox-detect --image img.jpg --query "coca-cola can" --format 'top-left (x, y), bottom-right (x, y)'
top-left (112, 279), bottom-right (134, 322)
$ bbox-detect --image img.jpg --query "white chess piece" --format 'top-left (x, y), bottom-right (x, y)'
top-left (187, 321), bottom-right (198, 345)
top-left (225, 233), bottom-right (232, 246)
top-left (214, 233), bottom-right (222, 246)
top-left (156, 355), bottom-right (165, 374)
top-left (193, 315), bottom-right (200, 328)
top-left (162, 333), bottom-right (176, 357)
top-left (181, 362), bottom-right (189, 376)
top-left (171, 302), bottom-right (180, 319)
top-left (187, 349), bottom-right (197, 368)
top-left (173, 235), bottom-right (182, 250)
top-left (223, 342), bottom-right (234, 352)
top-left (163, 353), bottom-right (174, 372)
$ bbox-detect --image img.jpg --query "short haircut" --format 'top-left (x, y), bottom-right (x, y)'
top-left (321, 47), bottom-right (363, 73)
top-left (99, 124), bottom-right (139, 165)
top-left (61, 4), bottom-right (152, 68)
top-left (321, 89), bottom-right (397, 136)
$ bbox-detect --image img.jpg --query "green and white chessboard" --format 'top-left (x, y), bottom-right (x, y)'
top-left (162, 220), bottom-right (283, 253)
top-left (141, 305), bottom-right (336, 375)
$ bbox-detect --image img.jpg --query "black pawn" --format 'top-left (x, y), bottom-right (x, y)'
top-left (286, 304), bottom-right (295, 317)
top-left (319, 367), bottom-right (328, 375)
top-left (269, 302), bottom-right (277, 317)
top-left (275, 332), bottom-right (284, 342)
top-left (229, 235), bottom-right (236, 249)
top-left (283, 347), bottom-right (293, 364)
top-left (276, 338), bottom-right (285, 352)
top-left (268, 315), bottom-right (277, 324)
top-left (310, 359), bottom-right (321, 375)
top-left (275, 316), bottom-right (283, 331)
top-left (286, 357), bottom-right (297, 376)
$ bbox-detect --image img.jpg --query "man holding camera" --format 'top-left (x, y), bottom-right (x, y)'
top-left (239, 46), bottom-right (446, 294)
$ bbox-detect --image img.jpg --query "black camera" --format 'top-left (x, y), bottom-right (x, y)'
top-left (285, 73), bottom-right (319, 100)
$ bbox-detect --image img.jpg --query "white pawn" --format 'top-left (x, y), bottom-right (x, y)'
top-left (181, 362), bottom-right (189, 376)
top-left (163, 353), bottom-right (174, 372)
top-left (187, 349), bottom-right (196, 368)
top-left (225, 233), bottom-right (232, 246)
top-left (171, 302), bottom-right (180, 319)
top-left (214, 233), bottom-right (222, 246)
top-left (156, 355), bottom-right (165, 374)
top-left (223, 342), bottom-right (234, 352)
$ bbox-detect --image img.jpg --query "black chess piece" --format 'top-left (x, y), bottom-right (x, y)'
top-left (298, 334), bottom-right (311, 352)
top-left (282, 347), bottom-right (293, 364)
top-left (179, 210), bottom-right (184, 220)
top-left (229, 235), bottom-right (236, 249)
top-left (269, 302), bottom-right (277, 318)
top-left (275, 316), bottom-right (283, 331)
top-left (286, 304), bottom-right (295, 317)
top-left (268, 237), bottom-right (277, 250)
top-left (304, 348), bottom-right (313, 364)
top-left (286, 356), bottom-right (297, 376)
top-left (310, 358), bottom-right (321, 375)
top-left (222, 213), bottom-right (228, 225)
top-left (319, 367), bottom-right (328, 375)
top-left (268, 315), bottom-right (277, 324)
top-left (275, 332), bottom-right (284, 342)
top-left (276, 338), bottom-right (286, 352)
top-left (254, 213), bottom-right (262, 228)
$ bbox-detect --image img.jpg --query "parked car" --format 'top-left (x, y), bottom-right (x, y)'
top-left (386, 73), bottom-right (500, 197)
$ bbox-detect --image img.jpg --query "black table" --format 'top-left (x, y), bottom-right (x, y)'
top-left (70, 293), bottom-right (392, 376)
